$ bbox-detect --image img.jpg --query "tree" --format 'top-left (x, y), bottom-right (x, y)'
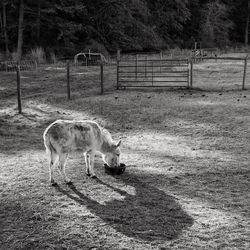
top-left (183, 0), bottom-right (202, 48)
top-left (2, 2), bottom-right (10, 57)
top-left (147, 0), bottom-right (190, 47)
top-left (245, 0), bottom-right (250, 46)
top-left (200, 0), bottom-right (233, 47)
top-left (17, 0), bottom-right (24, 62)
top-left (1, 0), bottom-right (250, 57)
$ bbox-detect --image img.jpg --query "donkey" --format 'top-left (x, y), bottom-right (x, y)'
top-left (43, 120), bottom-right (121, 185)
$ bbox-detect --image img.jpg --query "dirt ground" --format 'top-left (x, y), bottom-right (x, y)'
top-left (0, 63), bottom-right (250, 249)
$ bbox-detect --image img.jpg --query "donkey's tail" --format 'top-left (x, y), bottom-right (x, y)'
top-left (43, 128), bottom-right (56, 155)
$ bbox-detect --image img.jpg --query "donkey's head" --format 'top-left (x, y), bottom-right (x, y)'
top-left (103, 140), bottom-right (121, 168)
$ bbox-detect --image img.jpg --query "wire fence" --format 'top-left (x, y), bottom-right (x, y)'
top-left (192, 57), bottom-right (249, 91)
top-left (0, 60), bottom-right (37, 72)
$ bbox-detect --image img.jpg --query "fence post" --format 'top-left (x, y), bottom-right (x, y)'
top-left (194, 42), bottom-right (197, 64)
top-left (34, 60), bottom-right (38, 71)
top-left (100, 62), bottom-right (104, 94)
top-left (116, 50), bottom-right (120, 90)
top-left (16, 63), bottom-right (22, 114)
top-left (136, 54), bottom-right (138, 80)
top-left (117, 49), bottom-right (121, 61)
top-left (190, 59), bottom-right (193, 88)
top-left (242, 56), bottom-right (248, 90)
top-left (88, 49), bottom-right (91, 60)
top-left (160, 51), bottom-right (163, 73)
top-left (151, 61), bottom-right (154, 86)
top-left (66, 60), bottom-right (71, 100)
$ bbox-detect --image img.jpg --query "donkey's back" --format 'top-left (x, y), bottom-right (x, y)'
top-left (43, 119), bottom-right (102, 154)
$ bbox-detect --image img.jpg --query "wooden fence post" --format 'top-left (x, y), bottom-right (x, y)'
top-left (66, 60), bottom-right (71, 100)
top-left (242, 56), bottom-right (248, 90)
top-left (117, 50), bottom-right (120, 90)
top-left (151, 61), bottom-right (154, 86)
top-left (136, 54), bottom-right (138, 80)
top-left (16, 63), bottom-right (22, 114)
top-left (34, 60), bottom-right (38, 71)
top-left (190, 59), bottom-right (193, 88)
top-left (160, 51), bottom-right (163, 73)
top-left (100, 62), bottom-right (104, 94)
top-left (194, 42), bottom-right (197, 64)
top-left (117, 49), bottom-right (121, 61)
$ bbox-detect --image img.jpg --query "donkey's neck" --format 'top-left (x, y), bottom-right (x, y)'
top-left (100, 130), bottom-right (114, 153)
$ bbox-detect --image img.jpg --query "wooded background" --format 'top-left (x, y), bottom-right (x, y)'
top-left (0, 0), bottom-right (250, 61)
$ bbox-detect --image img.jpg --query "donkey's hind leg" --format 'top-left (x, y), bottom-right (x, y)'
top-left (49, 150), bottom-right (59, 186)
top-left (58, 153), bottom-right (72, 184)
top-left (88, 151), bottom-right (96, 178)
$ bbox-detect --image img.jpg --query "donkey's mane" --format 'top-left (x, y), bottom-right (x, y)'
top-left (101, 128), bottom-right (113, 142)
top-left (100, 127), bottom-right (114, 151)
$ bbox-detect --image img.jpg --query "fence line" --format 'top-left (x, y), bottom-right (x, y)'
top-left (190, 56), bottom-right (249, 90)
top-left (0, 60), bottom-right (37, 72)
top-left (6, 54), bottom-right (250, 113)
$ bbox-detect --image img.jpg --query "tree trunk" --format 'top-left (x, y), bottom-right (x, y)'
top-left (0, 10), bottom-right (3, 34)
top-left (17, 0), bottom-right (24, 63)
top-left (245, 0), bottom-right (250, 46)
top-left (36, 1), bottom-right (41, 43)
top-left (2, 3), bottom-right (10, 58)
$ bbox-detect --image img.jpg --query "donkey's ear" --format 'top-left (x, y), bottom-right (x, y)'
top-left (116, 140), bottom-right (121, 147)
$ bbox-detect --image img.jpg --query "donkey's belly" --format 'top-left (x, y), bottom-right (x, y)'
top-left (72, 137), bottom-right (93, 152)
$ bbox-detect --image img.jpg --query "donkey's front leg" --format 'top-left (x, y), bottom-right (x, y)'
top-left (88, 151), bottom-right (96, 178)
top-left (84, 152), bottom-right (91, 176)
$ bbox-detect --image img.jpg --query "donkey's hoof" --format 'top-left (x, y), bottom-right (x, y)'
top-left (91, 174), bottom-right (97, 179)
top-left (51, 182), bottom-right (58, 186)
top-left (86, 172), bottom-right (91, 177)
top-left (66, 180), bottom-right (73, 185)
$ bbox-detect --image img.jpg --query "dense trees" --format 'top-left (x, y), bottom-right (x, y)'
top-left (0, 0), bottom-right (249, 59)
top-left (199, 0), bottom-right (233, 48)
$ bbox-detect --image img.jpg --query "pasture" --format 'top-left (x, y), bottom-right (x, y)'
top-left (0, 61), bottom-right (250, 249)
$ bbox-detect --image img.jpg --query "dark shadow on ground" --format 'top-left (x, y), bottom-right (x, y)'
top-left (55, 172), bottom-right (194, 242)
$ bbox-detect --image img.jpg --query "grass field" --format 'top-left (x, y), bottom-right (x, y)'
top-left (0, 61), bottom-right (250, 249)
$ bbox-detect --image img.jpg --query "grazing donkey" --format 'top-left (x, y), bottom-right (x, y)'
top-left (43, 120), bottom-right (121, 185)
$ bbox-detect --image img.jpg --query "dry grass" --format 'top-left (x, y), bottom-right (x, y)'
top-left (0, 60), bottom-right (250, 249)
top-left (29, 47), bottom-right (46, 64)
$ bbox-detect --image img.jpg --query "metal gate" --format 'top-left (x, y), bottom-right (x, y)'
top-left (117, 59), bottom-right (190, 89)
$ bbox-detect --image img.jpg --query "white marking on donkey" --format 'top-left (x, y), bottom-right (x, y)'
top-left (43, 120), bottom-right (121, 185)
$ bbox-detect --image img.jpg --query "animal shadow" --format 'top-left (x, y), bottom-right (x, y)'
top-left (56, 172), bottom-right (193, 242)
